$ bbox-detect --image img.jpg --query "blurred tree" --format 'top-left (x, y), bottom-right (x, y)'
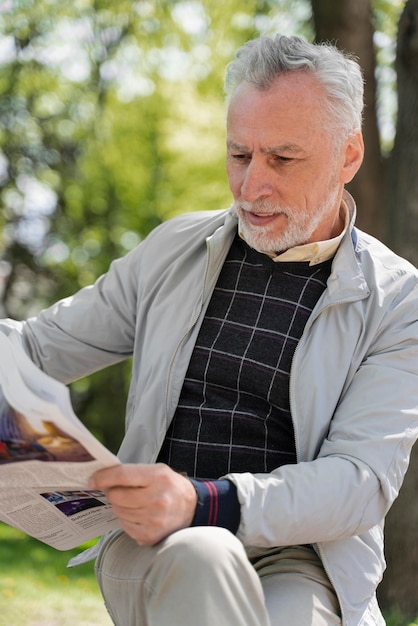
top-left (311, 0), bottom-right (386, 239)
top-left (387, 0), bottom-right (418, 261)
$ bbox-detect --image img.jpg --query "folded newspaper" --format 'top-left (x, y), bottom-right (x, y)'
top-left (0, 331), bottom-right (121, 550)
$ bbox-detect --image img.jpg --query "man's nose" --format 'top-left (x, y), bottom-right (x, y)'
top-left (240, 160), bottom-right (274, 202)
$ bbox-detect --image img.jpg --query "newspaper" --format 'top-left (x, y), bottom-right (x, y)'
top-left (0, 331), bottom-right (121, 550)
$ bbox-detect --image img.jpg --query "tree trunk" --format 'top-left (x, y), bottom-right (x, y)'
top-left (378, 443), bottom-right (418, 617)
top-left (377, 0), bottom-right (418, 616)
top-left (386, 0), bottom-right (418, 264)
top-left (311, 0), bottom-right (386, 239)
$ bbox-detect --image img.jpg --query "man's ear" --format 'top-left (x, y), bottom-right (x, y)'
top-left (340, 131), bottom-right (364, 184)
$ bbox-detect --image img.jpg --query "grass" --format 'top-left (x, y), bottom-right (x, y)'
top-left (0, 523), bottom-right (112, 626)
top-left (1, 523), bottom-right (418, 626)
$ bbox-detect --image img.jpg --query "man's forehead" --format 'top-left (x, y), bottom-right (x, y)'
top-left (230, 71), bottom-right (323, 101)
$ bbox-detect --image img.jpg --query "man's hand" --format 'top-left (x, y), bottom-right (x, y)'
top-left (89, 463), bottom-right (198, 546)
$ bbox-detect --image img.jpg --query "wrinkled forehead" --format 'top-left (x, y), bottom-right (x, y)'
top-left (226, 74), bottom-right (332, 151)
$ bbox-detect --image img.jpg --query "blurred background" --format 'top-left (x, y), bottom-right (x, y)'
top-left (0, 0), bottom-right (417, 622)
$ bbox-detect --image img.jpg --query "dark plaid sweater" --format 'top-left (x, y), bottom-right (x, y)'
top-left (158, 234), bottom-right (332, 532)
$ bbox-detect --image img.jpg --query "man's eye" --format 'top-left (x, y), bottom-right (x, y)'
top-left (232, 154), bottom-right (251, 161)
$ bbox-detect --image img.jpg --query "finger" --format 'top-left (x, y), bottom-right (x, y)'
top-left (105, 478), bottom-right (175, 511)
top-left (89, 463), bottom-right (151, 490)
top-left (118, 518), bottom-right (171, 547)
top-left (105, 486), bottom-right (147, 509)
top-left (111, 503), bottom-right (146, 522)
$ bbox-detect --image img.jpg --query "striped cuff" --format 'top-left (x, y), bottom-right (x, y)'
top-left (189, 478), bottom-right (241, 535)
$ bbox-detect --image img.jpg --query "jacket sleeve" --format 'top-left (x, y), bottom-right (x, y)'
top-left (0, 209), bottom-right (230, 384)
top-left (225, 278), bottom-right (418, 548)
top-left (0, 246), bottom-right (143, 383)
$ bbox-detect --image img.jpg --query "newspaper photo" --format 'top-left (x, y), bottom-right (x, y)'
top-left (0, 331), bottom-right (121, 550)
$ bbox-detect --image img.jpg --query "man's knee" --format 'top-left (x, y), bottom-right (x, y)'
top-left (158, 526), bottom-right (246, 571)
top-left (95, 526), bottom-right (248, 583)
top-left (95, 527), bottom-right (270, 626)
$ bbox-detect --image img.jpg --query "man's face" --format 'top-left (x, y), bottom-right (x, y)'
top-left (226, 72), bottom-right (363, 254)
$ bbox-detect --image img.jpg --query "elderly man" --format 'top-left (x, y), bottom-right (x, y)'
top-left (2, 34), bottom-right (418, 626)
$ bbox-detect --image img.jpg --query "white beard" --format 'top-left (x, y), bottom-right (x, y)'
top-left (236, 184), bottom-right (341, 255)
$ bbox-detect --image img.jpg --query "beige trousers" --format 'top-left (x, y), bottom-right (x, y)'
top-left (95, 527), bottom-right (341, 626)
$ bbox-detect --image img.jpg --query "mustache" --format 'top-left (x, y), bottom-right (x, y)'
top-left (235, 199), bottom-right (290, 216)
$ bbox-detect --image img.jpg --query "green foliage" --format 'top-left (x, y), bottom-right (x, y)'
top-left (373, 0), bottom-right (406, 151)
top-left (385, 609), bottom-right (418, 626)
top-left (0, 1), bottom-right (315, 294)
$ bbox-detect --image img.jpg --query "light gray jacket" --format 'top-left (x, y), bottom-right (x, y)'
top-left (2, 193), bottom-right (418, 625)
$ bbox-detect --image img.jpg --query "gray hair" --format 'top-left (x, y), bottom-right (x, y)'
top-left (224, 34), bottom-right (364, 137)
